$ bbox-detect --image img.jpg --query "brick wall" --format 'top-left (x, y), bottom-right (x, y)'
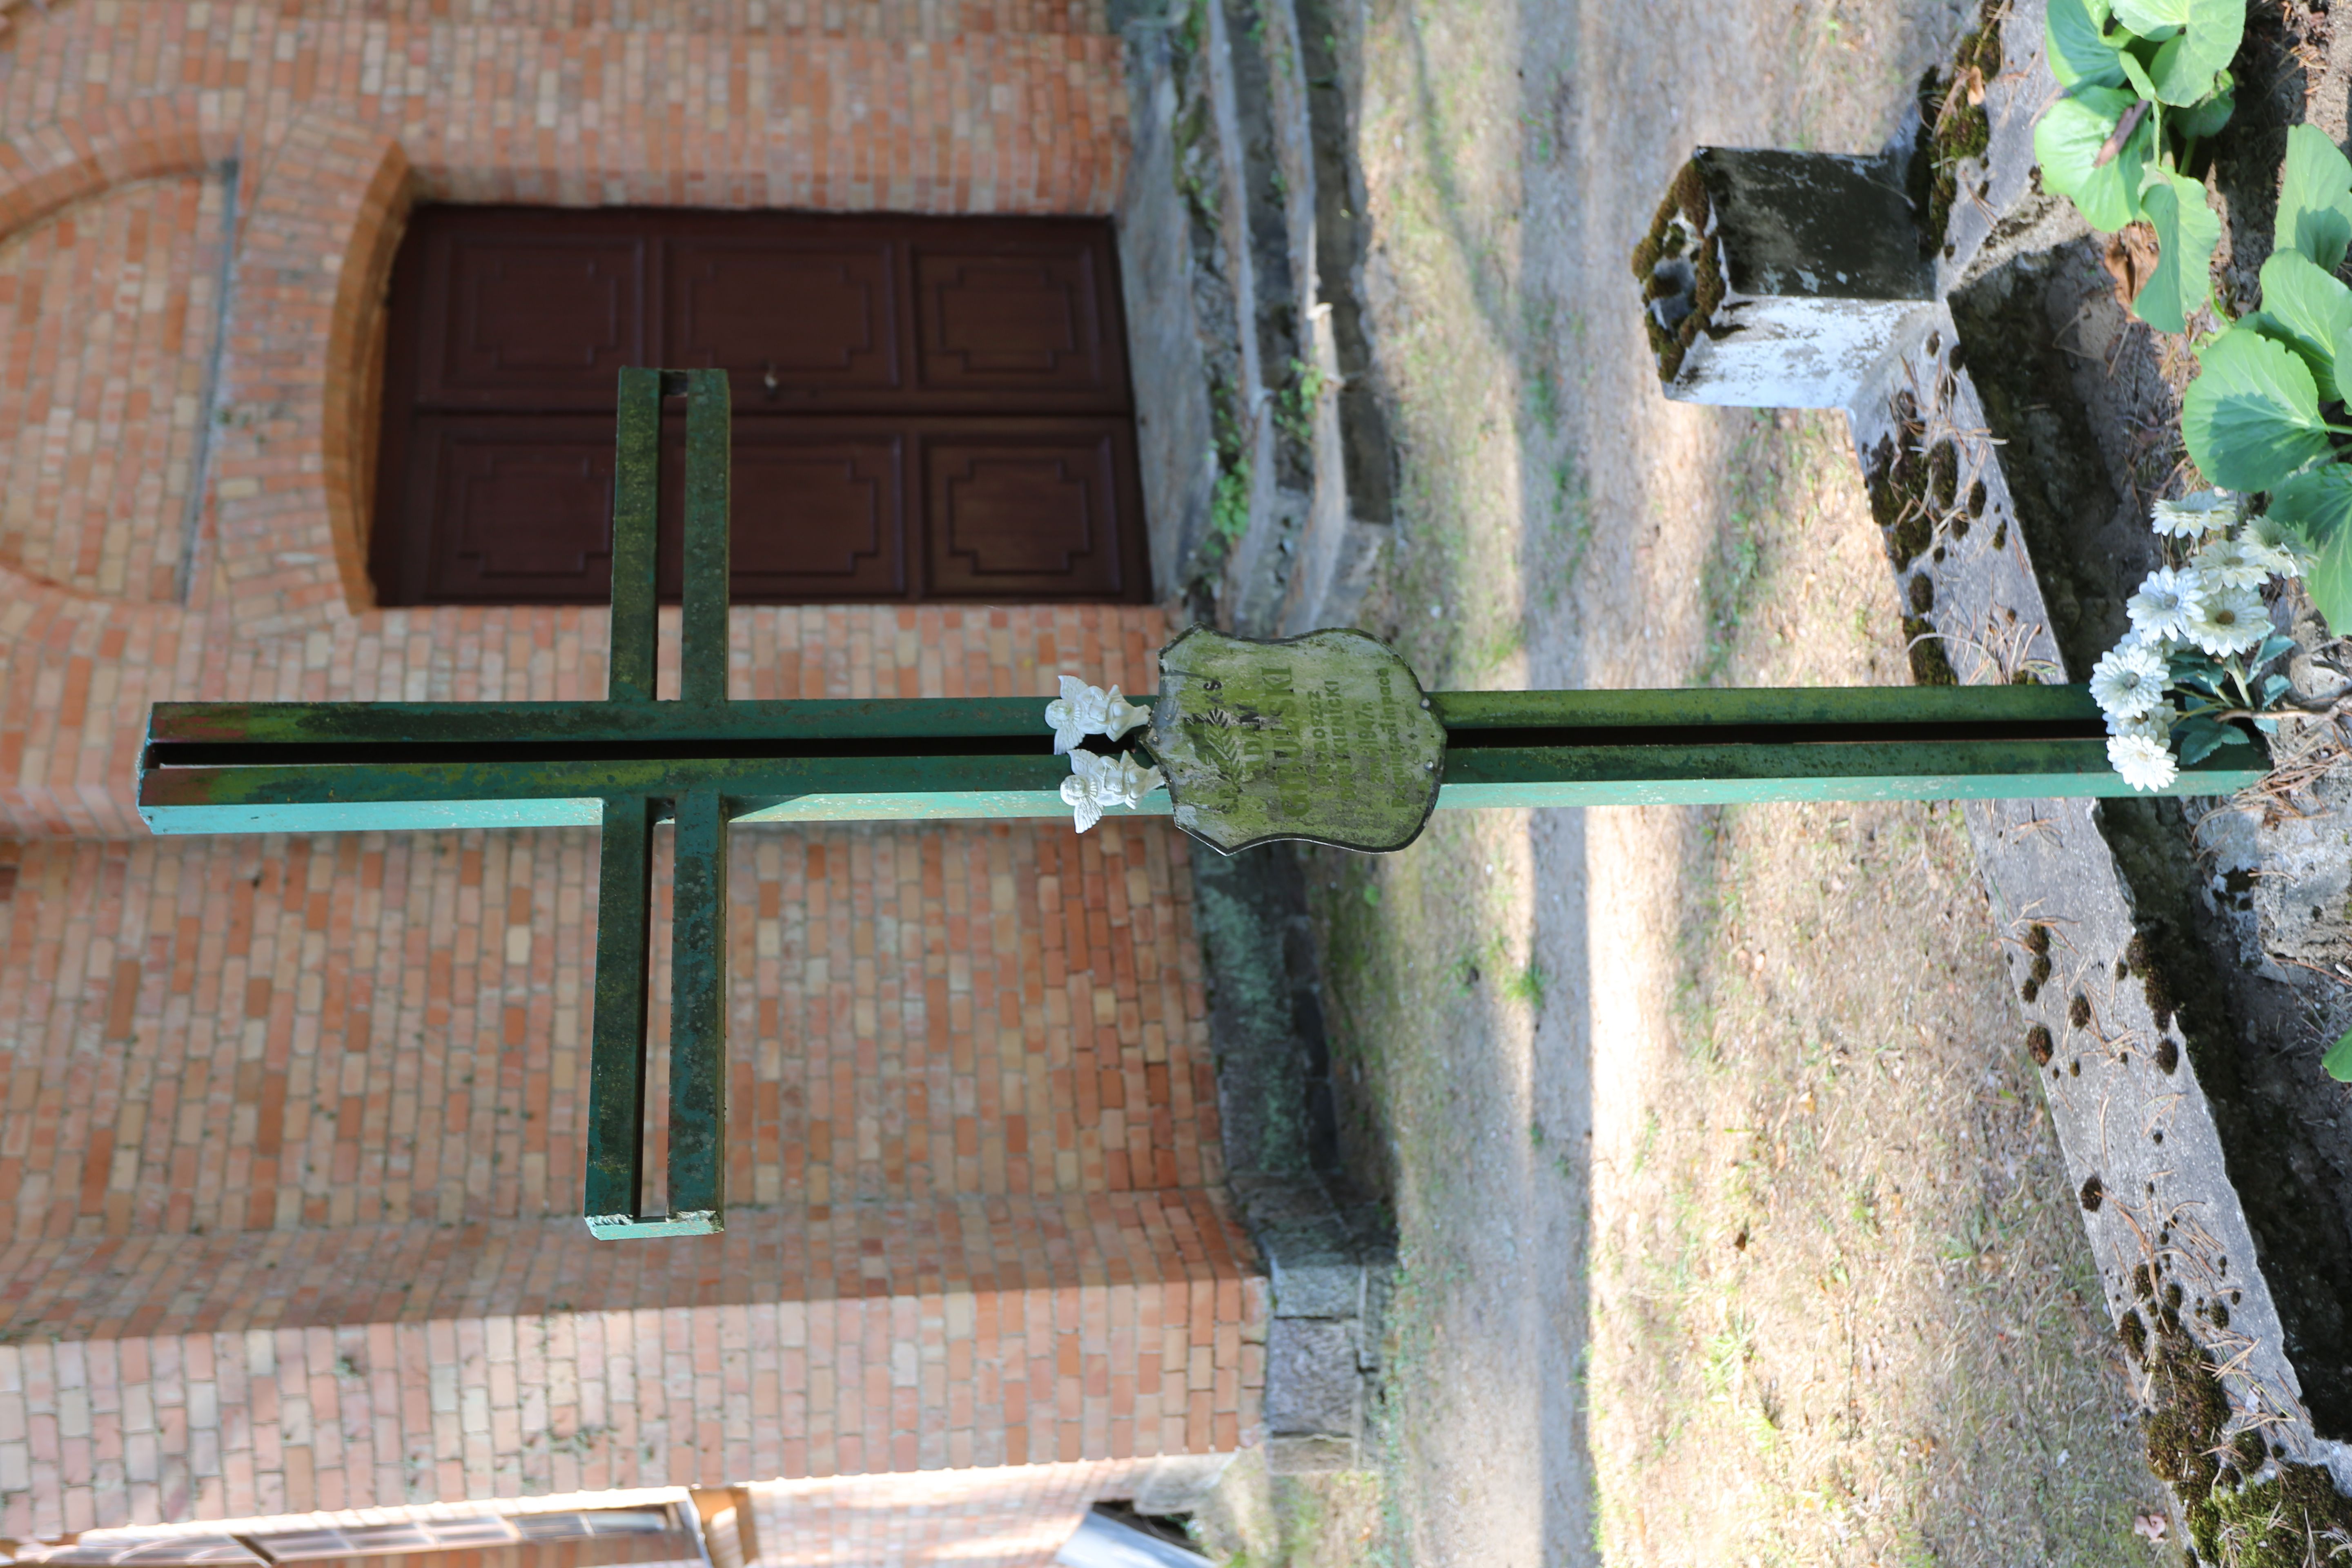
top-left (0, 1), bottom-right (1134, 833)
top-left (0, 811), bottom-right (1214, 1242)
top-left (0, 169), bottom-right (228, 602)
top-left (0, 1), bottom-right (1264, 1557)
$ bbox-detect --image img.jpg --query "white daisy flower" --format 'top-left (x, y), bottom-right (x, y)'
top-left (2105, 702), bottom-right (2172, 739)
top-left (2108, 732), bottom-right (2179, 792)
top-left (2152, 489), bottom-right (2238, 539)
top-left (2242, 512), bottom-right (2314, 574)
top-left (2090, 638), bottom-right (2169, 720)
top-left (2127, 566), bottom-right (2200, 641)
top-left (2192, 536), bottom-right (2274, 591)
top-left (1045, 676), bottom-right (1150, 755)
top-left (2183, 582), bottom-right (2269, 655)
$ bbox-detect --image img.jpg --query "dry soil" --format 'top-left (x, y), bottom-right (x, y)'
top-left (1194, 0), bottom-right (2182, 1563)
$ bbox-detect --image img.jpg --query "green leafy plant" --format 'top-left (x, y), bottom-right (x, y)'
top-left (2034, 0), bottom-right (2241, 331)
top-left (1274, 356), bottom-right (1330, 447)
top-left (1207, 375), bottom-right (1255, 551)
top-left (2178, 125), bottom-right (2352, 630)
top-left (2324, 1027), bottom-right (2352, 1081)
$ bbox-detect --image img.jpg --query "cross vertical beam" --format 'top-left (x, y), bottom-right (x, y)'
top-left (584, 367), bottom-right (735, 1239)
top-left (586, 793), bottom-right (654, 1224)
top-left (667, 788), bottom-right (729, 1225)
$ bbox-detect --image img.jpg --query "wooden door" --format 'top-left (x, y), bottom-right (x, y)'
top-left (368, 207), bottom-right (1149, 606)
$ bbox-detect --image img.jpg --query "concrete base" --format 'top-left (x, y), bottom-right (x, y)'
top-left (1660, 147), bottom-right (1936, 409)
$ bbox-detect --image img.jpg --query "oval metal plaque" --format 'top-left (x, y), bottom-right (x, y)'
top-left (1148, 626), bottom-right (1446, 854)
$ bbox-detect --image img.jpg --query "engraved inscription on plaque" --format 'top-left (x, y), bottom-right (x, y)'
top-left (1148, 627), bottom-right (1447, 854)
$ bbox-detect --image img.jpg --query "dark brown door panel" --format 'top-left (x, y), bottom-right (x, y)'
top-left (372, 207), bottom-right (1146, 606)
top-left (728, 427), bottom-right (910, 599)
top-left (923, 422), bottom-right (1140, 601)
top-left (653, 424), bottom-right (910, 602)
top-left (664, 237), bottom-right (903, 407)
top-left (410, 224), bottom-right (649, 409)
top-left (911, 239), bottom-right (1123, 406)
top-left (402, 416), bottom-right (620, 604)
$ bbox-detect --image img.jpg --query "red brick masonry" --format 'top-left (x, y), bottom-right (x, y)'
top-left (0, 3), bottom-right (1265, 1559)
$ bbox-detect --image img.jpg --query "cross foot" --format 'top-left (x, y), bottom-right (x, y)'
top-left (135, 370), bottom-right (2268, 1239)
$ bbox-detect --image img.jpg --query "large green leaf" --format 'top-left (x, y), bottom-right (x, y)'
top-left (2279, 123), bottom-right (2352, 273)
top-left (2272, 464), bottom-right (2352, 634)
top-left (2136, 167), bottom-right (2221, 333)
top-left (2034, 87), bottom-right (2154, 232)
top-left (2047, 0), bottom-right (2129, 88)
top-left (2171, 76), bottom-right (2234, 142)
top-left (2180, 327), bottom-right (2336, 491)
top-left (2270, 461), bottom-right (2352, 539)
top-left (2112, 0), bottom-right (2245, 103)
top-left (2255, 249), bottom-right (2352, 402)
top-left (2107, 0), bottom-right (2191, 26)
top-left (2325, 1028), bottom-right (2352, 1083)
top-left (2312, 514), bottom-right (2352, 635)
top-left (2147, 32), bottom-right (2225, 104)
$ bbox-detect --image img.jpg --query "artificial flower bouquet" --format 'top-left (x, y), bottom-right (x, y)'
top-left (2093, 490), bottom-right (2310, 790)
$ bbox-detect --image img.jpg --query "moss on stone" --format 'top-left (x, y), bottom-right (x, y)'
top-left (1924, 6), bottom-right (2003, 251)
top-left (2188, 1460), bottom-right (2352, 1565)
top-left (1900, 615), bottom-right (1957, 685)
top-left (2123, 1274), bottom-right (2352, 1566)
top-left (1632, 159), bottom-right (1724, 384)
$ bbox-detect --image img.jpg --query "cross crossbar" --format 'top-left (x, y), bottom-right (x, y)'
top-left (134, 370), bottom-right (2270, 1240)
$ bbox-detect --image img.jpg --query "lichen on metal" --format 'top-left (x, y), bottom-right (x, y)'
top-left (1149, 627), bottom-right (1447, 854)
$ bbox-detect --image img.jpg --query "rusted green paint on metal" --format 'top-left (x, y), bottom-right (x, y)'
top-left (666, 789), bottom-right (728, 1227)
top-left (608, 370), bottom-right (662, 705)
top-left (586, 795), bottom-right (654, 1233)
top-left (133, 367), bottom-right (2276, 1245)
top-left (141, 751), bottom-right (1097, 819)
top-left (143, 697), bottom-right (1094, 747)
top-left (679, 372), bottom-right (731, 710)
top-left (1437, 736), bottom-right (2265, 805)
top-left (1427, 682), bottom-right (2107, 730)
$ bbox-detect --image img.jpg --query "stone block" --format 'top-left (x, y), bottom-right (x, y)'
top-left (1263, 1317), bottom-right (1360, 1439)
top-left (1263, 1434), bottom-right (1359, 1475)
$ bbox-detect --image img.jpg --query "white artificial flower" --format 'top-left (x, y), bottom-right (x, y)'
top-left (2108, 732), bottom-right (2179, 792)
top-left (2105, 702), bottom-right (2172, 739)
top-left (1044, 676), bottom-right (1150, 755)
top-left (2127, 566), bottom-right (2200, 641)
top-left (2242, 512), bottom-right (2313, 574)
top-left (2183, 582), bottom-right (2269, 655)
top-left (1059, 749), bottom-right (1165, 833)
top-left (2192, 536), bottom-right (2273, 591)
top-left (2152, 489), bottom-right (2238, 539)
top-left (2090, 637), bottom-right (2169, 720)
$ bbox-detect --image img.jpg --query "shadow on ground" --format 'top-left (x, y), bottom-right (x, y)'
top-left (1195, 0), bottom-right (2176, 1562)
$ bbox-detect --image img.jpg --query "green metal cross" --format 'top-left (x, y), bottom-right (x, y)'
top-left (137, 370), bottom-right (2267, 1239)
